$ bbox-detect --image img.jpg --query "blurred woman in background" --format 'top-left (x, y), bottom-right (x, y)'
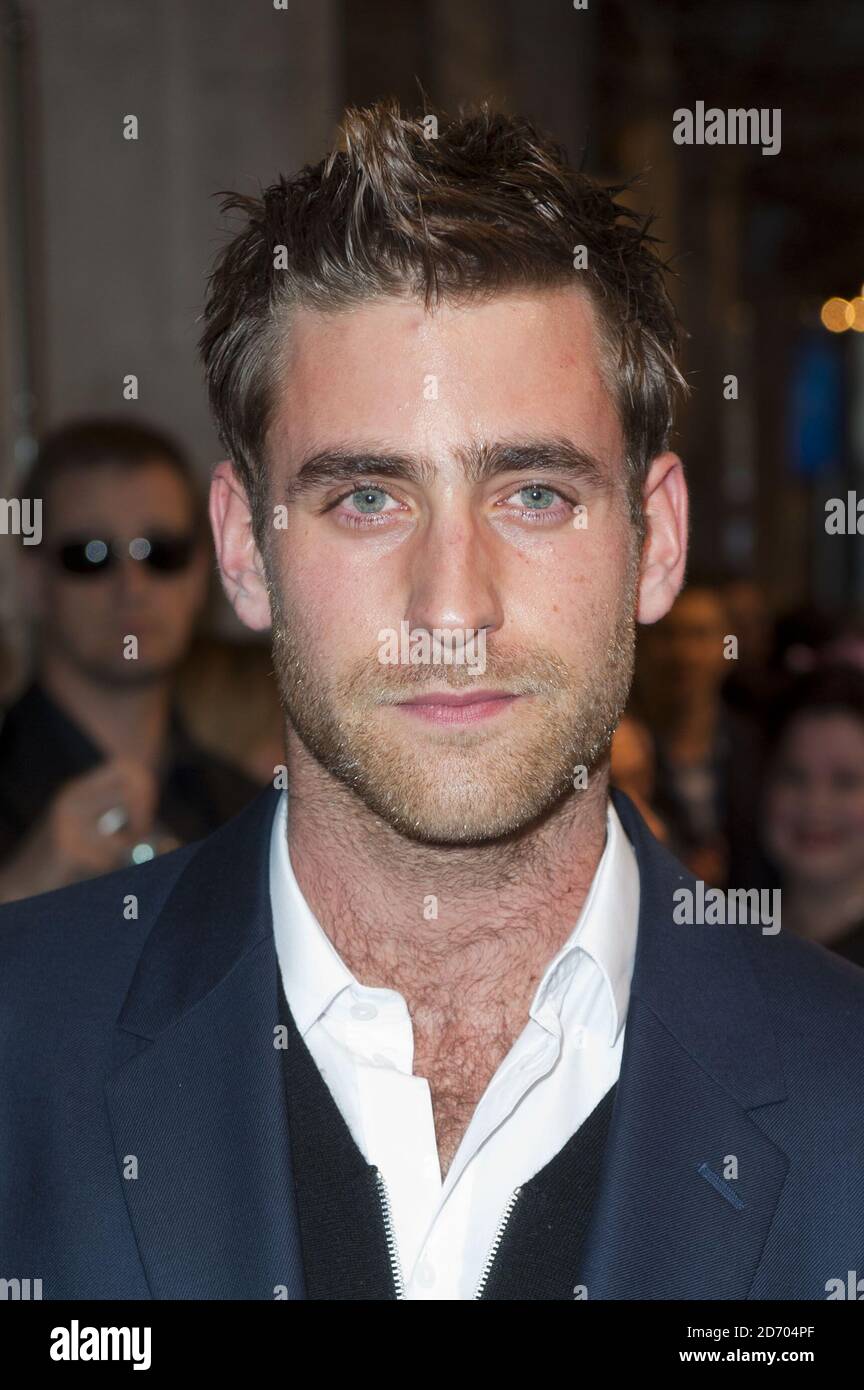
top-left (762, 665), bottom-right (864, 967)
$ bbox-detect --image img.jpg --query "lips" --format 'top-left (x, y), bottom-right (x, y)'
top-left (792, 831), bottom-right (843, 850)
top-left (396, 689), bottom-right (516, 707)
top-left (392, 689), bottom-right (523, 725)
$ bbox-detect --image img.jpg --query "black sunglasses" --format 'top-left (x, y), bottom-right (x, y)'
top-left (52, 533), bottom-right (198, 577)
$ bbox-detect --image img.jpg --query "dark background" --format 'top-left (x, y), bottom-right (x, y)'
top-left (1, 0), bottom-right (862, 644)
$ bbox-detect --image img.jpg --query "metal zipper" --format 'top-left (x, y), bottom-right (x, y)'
top-left (375, 1169), bottom-right (406, 1299)
top-left (473, 1186), bottom-right (522, 1299)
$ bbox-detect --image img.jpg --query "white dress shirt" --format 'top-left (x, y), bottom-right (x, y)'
top-left (270, 789), bottom-right (640, 1300)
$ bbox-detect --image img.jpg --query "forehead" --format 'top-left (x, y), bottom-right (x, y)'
top-left (268, 285), bottom-right (623, 467)
top-left (782, 711), bottom-right (864, 757)
top-left (44, 460), bottom-right (194, 532)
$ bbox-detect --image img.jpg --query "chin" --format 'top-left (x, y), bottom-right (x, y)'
top-left (345, 762), bottom-right (576, 847)
top-left (802, 855), bottom-right (852, 880)
top-left (90, 658), bottom-right (179, 687)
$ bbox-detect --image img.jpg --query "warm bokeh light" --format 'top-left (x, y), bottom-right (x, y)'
top-left (848, 296), bottom-right (864, 331)
top-left (821, 296), bottom-right (853, 332)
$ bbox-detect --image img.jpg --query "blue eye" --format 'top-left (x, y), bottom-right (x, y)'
top-left (350, 488), bottom-right (390, 513)
top-left (518, 485), bottom-right (557, 509)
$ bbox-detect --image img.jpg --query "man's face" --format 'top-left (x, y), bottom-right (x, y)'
top-left (260, 287), bottom-right (644, 845)
top-left (32, 460), bottom-right (208, 686)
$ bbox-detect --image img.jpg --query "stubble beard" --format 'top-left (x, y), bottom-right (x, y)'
top-left (266, 546), bottom-right (640, 846)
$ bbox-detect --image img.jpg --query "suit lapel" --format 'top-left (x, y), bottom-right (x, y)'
top-left (578, 791), bottom-right (790, 1300)
top-left (104, 788), bottom-right (306, 1299)
top-left (578, 997), bottom-right (789, 1299)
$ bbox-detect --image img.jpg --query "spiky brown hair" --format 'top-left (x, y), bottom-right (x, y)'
top-left (199, 98), bottom-right (687, 541)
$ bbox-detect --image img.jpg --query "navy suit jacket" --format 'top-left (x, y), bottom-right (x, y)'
top-left (2, 785), bottom-right (864, 1300)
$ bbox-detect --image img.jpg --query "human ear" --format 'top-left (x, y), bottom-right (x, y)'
top-left (636, 452), bottom-right (688, 624)
top-left (208, 461), bottom-right (272, 632)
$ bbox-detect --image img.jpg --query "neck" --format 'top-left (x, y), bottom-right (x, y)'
top-left (38, 653), bottom-right (173, 767)
top-left (285, 737), bottom-right (611, 1026)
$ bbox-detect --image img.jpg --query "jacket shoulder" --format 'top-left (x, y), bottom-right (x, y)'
top-left (744, 921), bottom-right (864, 1055)
top-left (0, 843), bottom-right (198, 1018)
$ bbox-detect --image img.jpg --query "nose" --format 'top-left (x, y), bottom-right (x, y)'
top-left (113, 549), bottom-right (156, 603)
top-left (404, 509), bottom-right (504, 652)
top-left (804, 780), bottom-right (838, 822)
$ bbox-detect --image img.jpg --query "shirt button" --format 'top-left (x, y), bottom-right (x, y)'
top-left (415, 1260), bottom-right (436, 1288)
top-left (350, 1003), bottom-right (378, 1021)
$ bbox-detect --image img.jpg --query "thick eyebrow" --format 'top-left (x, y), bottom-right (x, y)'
top-left (460, 438), bottom-right (611, 490)
top-left (282, 437), bottom-right (612, 504)
top-left (283, 447), bottom-right (436, 503)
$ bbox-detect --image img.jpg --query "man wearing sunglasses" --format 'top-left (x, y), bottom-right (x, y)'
top-left (0, 418), bottom-right (259, 902)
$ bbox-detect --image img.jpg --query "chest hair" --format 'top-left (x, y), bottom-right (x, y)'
top-left (411, 1001), bottom-right (523, 1178)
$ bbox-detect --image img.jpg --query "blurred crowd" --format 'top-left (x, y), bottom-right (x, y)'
top-left (615, 584), bottom-right (864, 966)
top-left (1, 415), bottom-right (862, 968)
